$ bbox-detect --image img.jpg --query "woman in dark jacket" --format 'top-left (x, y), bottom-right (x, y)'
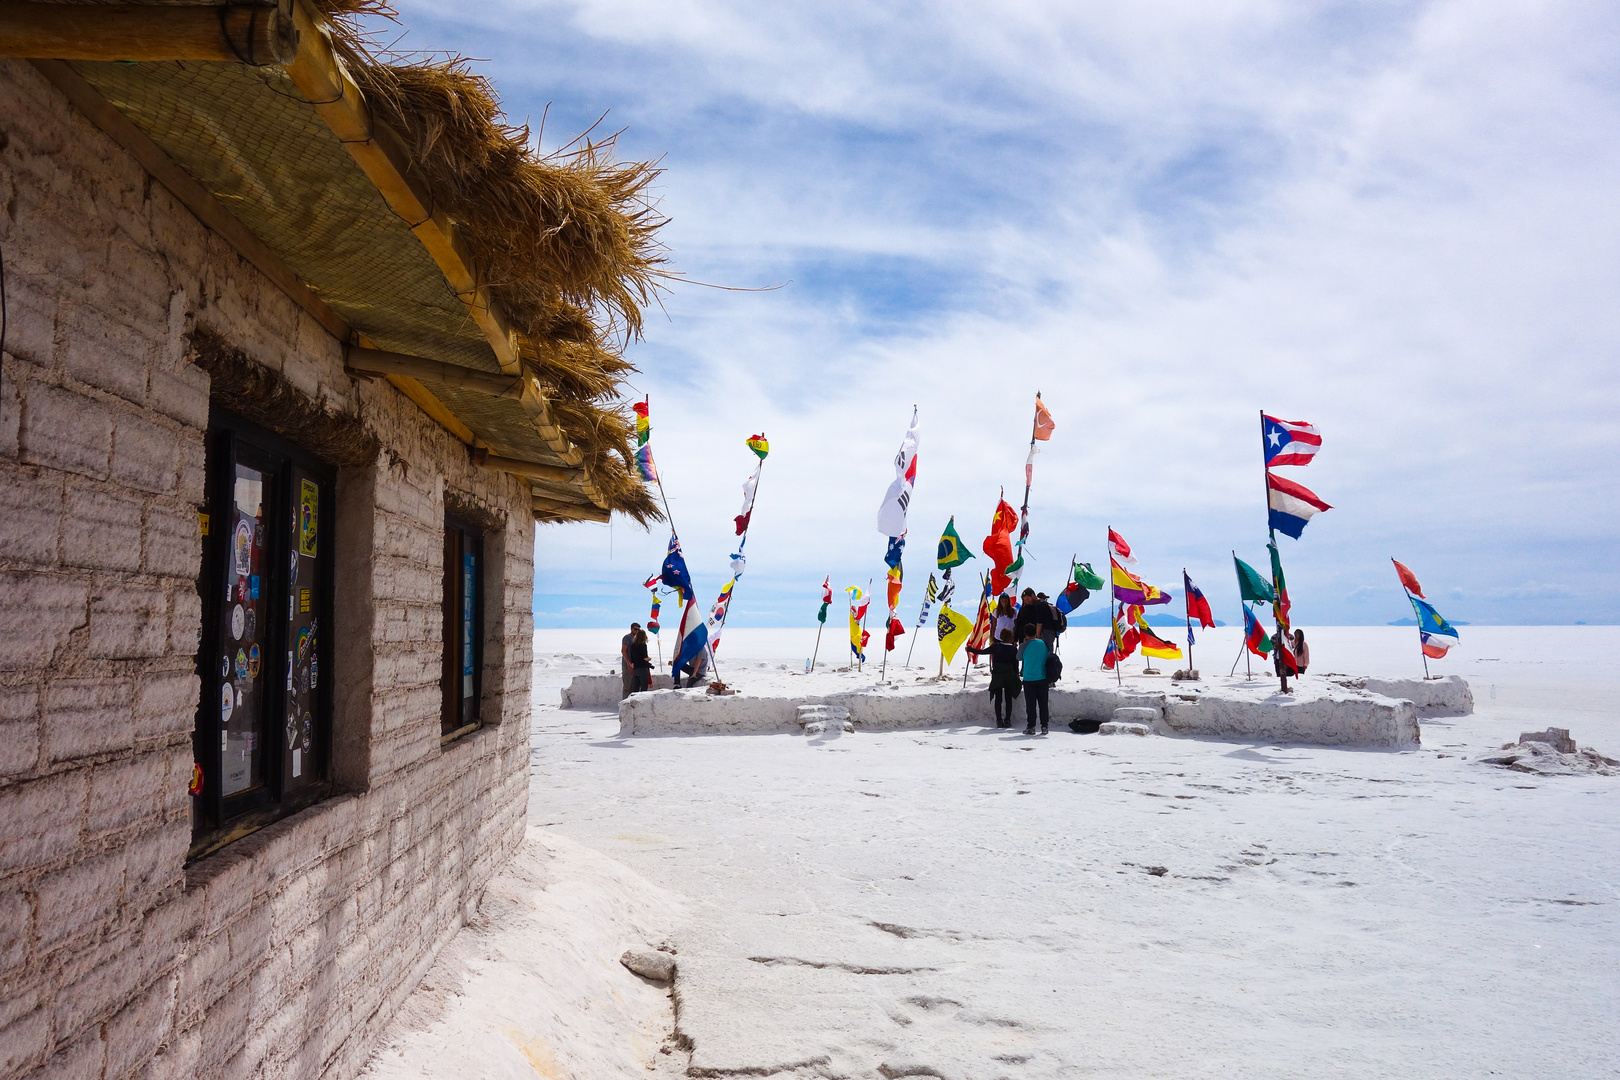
top-left (628, 628), bottom-right (652, 693)
top-left (987, 628), bottom-right (1020, 727)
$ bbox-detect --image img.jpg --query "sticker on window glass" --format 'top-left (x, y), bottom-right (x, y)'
top-left (285, 714), bottom-right (297, 746)
top-left (301, 711), bottom-right (312, 751)
top-left (233, 520), bottom-right (253, 576)
top-left (286, 650), bottom-right (294, 691)
top-left (296, 626), bottom-right (311, 666)
top-left (309, 656), bottom-right (318, 689)
top-left (234, 649), bottom-right (248, 680)
top-left (250, 575), bottom-right (260, 600)
top-left (299, 480), bottom-right (318, 557)
top-left (291, 749), bottom-right (301, 778)
top-left (248, 643), bottom-right (261, 678)
top-left (244, 609), bottom-right (257, 642)
top-left (189, 763), bottom-right (204, 796)
top-left (220, 655), bottom-right (230, 678)
top-left (220, 683), bottom-right (233, 722)
top-left (230, 604), bottom-right (245, 640)
top-left (299, 589), bottom-right (310, 614)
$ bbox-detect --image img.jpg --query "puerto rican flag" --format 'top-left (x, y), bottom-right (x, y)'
top-left (1267, 472), bottom-right (1332, 539)
top-left (1263, 415), bottom-right (1322, 467)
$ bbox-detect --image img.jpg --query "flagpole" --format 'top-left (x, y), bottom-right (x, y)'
top-left (859, 577), bottom-right (873, 673)
top-left (1009, 394), bottom-right (1042, 599)
top-left (811, 619), bottom-right (823, 670)
top-left (1184, 568), bottom-right (1194, 675)
top-left (1393, 559), bottom-right (1431, 679)
top-left (1229, 611), bottom-right (1248, 677)
top-left (714, 449), bottom-right (765, 654)
top-left (1262, 409), bottom-right (1289, 694)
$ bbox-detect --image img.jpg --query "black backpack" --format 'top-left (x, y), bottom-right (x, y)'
top-left (1046, 650), bottom-right (1063, 682)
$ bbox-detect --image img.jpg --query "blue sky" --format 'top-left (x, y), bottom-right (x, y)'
top-left (386, 0), bottom-right (1620, 628)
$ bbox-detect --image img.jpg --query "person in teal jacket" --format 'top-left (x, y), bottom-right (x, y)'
top-left (1018, 623), bottom-right (1050, 734)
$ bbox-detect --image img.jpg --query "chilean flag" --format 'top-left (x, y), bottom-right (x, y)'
top-left (1267, 472), bottom-right (1331, 539)
top-left (1263, 415), bottom-right (1322, 467)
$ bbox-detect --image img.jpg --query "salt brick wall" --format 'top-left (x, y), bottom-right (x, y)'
top-left (0, 60), bottom-right (536, 1079)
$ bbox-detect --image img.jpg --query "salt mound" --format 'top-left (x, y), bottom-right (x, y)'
top-left (1478, 730), bottom-right (1619, 776)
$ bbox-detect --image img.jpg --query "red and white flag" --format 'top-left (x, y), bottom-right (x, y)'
top-left (1262, 415), bottom-right (1322, 467)
top-left (1108, 528), bottom-right (1136, 565)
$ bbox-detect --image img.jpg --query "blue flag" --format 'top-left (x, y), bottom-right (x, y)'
top-left (1410, 596), bottom-right (1459, 658)
top-left (660, 535), bottom-right (694, 604)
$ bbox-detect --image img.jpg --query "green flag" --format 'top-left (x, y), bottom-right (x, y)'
top-left (1268, 541), bottom-right (1291, 629)
top-left (1073, 562), bottom-right (1105, 591)
top-left (937, 517), bottom-right (975, 569)
top-left (1234, 555), bottom-right (1276, 605)
top-left (817, 601), bottom-right (829, 624)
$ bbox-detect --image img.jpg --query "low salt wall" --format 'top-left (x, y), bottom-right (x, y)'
top-left (560, 672), bottom-right (675, 708)
top-left (605, 674), bottom-right (1475, 749)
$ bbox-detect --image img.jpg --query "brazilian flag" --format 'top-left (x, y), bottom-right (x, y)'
top-left (937, 517), bottom-right (975, 569)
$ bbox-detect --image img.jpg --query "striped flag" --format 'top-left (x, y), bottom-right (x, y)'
top-left (1266, 472), bottom-right (1331, 539)
top-left (1262, 415), bottom-right (1322, 467)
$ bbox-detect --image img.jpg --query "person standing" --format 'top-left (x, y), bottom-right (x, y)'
top-left (1293, 629), bottom-right (1310, 675)
top-left (1018, 623), bottom-right (1050, 735)
top-left (628, 628), bottom-right (652, 693)
top-left (1019, 588), bottom-right (1057, 647)
top-left (992, 595), bottom-right (1017, 644)
top-left (988, 628), bottom-right (1020, 728)
top-left (620, 622), bottom-right (640, 700)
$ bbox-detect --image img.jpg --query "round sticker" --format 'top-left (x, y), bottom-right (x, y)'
top-left (220, 683), bottom-right (233, 722)
top-left (243, 609), bottom-right (256, 642)
top-left (247, 643), bottom-right (261, 678)
top-left (290, 546), bottom-right (299, 581)
top-left (230, 604), bottom-right (245, 641)
top-left (299, 666), bottom-right (309, 694)
top-left (301, 711), bottom-right (312, 751)
top-left (233, 520), bottom-right (253, 576)
top-left (234, 649), bottom-right (248, 680)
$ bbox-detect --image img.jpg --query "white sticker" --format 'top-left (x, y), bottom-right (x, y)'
top-left (291, 748), bottom-right (301, 778)
top-left (230, 604), bottom-right (245, 640)
top-left (220, 683), bottom-right (233, 723)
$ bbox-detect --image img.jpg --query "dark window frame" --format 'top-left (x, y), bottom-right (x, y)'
top-left (190, 408), bottom-right (336, 861)
top-left (441, 514), bottom-right (484, 741)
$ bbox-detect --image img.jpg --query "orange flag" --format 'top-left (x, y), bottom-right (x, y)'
top-left (1392, 559), bottom-right (1424, 598)
top-left (1033, 394), bottom-right (1055, 441)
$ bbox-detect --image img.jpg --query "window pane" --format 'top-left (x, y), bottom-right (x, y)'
top-left (221, 462), bottom-right (270, 798)
top-left (286, 470), bottom-right (320, 790)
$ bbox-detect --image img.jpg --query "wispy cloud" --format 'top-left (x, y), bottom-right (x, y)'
top-left (391, 0), bottom-right (1620, 626)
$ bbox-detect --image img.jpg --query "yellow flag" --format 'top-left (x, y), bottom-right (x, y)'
top-left (937, 605), bottom-right (971, 664)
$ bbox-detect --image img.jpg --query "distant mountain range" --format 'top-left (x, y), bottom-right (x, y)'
top-left (1062, 607), bottom-right (1225, 628)
top-left (1387, 618), bottom-right (1471, 626)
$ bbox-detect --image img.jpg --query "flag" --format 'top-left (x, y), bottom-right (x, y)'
top-left (647, 592), bottom-right (661, 635)
top-left (916, 573), bottom-right (939, 627)
top-left (745, 433), bottom-right (770, 459)
top-left (1110, 558), bottom-right (1170, 606)
top-left (884, 535), bottom-right (905, 569)
top-left (965, 577), bottom-right (995, 659)
top-left (705, 577), bottom-right (737, 652)
top-left (886, 564), bottom-right (903, 613)
top-left (1107, 528), bottom-right (1136, 565)
top-left (885, 615), bottom-right (906, 652)
top-left (1184, 572), bottom-right (1215, 629)
top-left (983, 500), bottom-right (1018, 594)
top-left (937, 605), bottom-right (972, 664)
top-left (1033, 394), bottom-right (1055, 441)
top-left (1054, 582), bottom-right (1089, 616)
top-left (660, 536), bottom-right (694, 604)
top-left (1267, 472), bottom-right (1331, 539)
top-left (672, 599), bottom-right (708, 676)
top-left (632, 401), bottom-right (657, 482)
top-left (1243, 605), bottom-right (1272, 656)
top-left (1274, 632), bottom-right (1300, 675)
top-left (1234, 555), bottom-right (1276, 606)
top-left (1392, 559), bottom-right (1425, 598)
top-left (1103, 607), bottom-right (1139, 668)
top-left (937, 518), bottom-right (974, 569)
top-left (817, 575), bottom-right (831, 624)
top-left (642, 572), bottom-right (662, 590)
top-left (1074, 562), bottom-right (1105, 591)
top-left (1262, 415), bottom-right (1322, 468)
top-left (1410, 596), bottom-right (1459, 658)
top-left (1138, 624), bottom-right (1184, 661)
top-left (735, 462), bottom-right (762, 535)
top-left (1268, 541), bottom-right (1291, 631)
top-left (876, 408), bottom-right (920, 537)
top-left (847, 586), bottom-right (870, 661)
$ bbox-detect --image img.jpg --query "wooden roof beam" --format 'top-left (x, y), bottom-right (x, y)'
top-left (0, 2), bottom-right (299, 64)
top-left (534, 496), bottom-right (610, 524)
top-left (346, 346), bottom-right (520, 397)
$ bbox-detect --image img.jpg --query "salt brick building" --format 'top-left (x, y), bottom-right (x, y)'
top-left (0, 3), bottom-right (662, 1077)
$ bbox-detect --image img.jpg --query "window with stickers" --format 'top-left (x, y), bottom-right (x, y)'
top-left (191, 410), bottom-right (334, 859)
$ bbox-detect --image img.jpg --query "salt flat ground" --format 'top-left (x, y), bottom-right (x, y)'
top-left (526, 628), bottom-right (1619, 1078)
top-left (366, 628), bottom-right (1620, 1078)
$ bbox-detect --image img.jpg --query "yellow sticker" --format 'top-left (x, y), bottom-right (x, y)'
top-left (199, 511), bottom-right (210, 537)
top-left (299, 589), bottom-right (311, 614)
top-left (299, 479), bottom-right (318, 557)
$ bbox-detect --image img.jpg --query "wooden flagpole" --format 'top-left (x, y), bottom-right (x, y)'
top-left (1393, 558), bottom-right (1431, 679)
top-left (1262, 410), bottom-right (1290, 694)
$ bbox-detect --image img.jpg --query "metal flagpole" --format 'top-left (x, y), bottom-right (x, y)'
top-left (1009, 395), bottom-right (1042, 599)
top-left (1230, 611), bottom-right (1248, 678)
top-left (1262, 410), bottom-right (1289, 694)
top-left (859, 577), bottom-right (873, 673)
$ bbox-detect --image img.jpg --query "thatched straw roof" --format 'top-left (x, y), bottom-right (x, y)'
top-left (15, 0), bottom-right (666, 524)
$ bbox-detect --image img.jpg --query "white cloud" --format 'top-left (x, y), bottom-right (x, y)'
top-left (388, 0), bottom-right (1620, 624)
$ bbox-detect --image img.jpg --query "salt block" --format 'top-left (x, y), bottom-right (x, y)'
top-left (797, 704), bottom-right (851, 728)
top-left (802, 721), bottom-right (826, 735)
top-left (1112, 706), bottom-right (1161, 724)
top-left (620, 949), bottom-right (676, 982)
top-left (1099, 722), bottom-right (1152, 736)
top-left (1519, 728), bottom-right (1576, 754)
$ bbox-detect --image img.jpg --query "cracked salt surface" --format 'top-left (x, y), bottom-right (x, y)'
top-left (393, 628), bottom-right (1620, 1078)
